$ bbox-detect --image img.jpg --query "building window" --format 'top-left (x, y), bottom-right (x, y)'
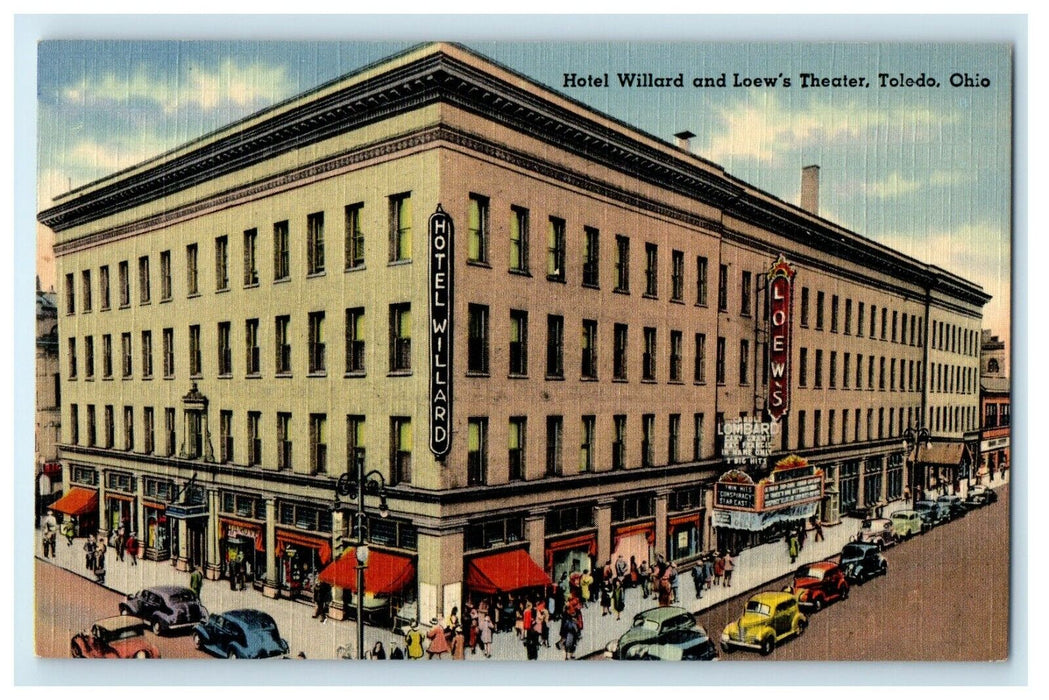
top-left (881, 308), bottom-right (888, 340)
top-left (141, 331), bottom-right (153, 379)
top-left (220, 410), bottom-right (233, 463)
top-left (843, 353), bottom-right (851, 389)
top-left (117, 260), bottom-right (130, 307)
top-left (274, 220), bottom-right (290, 280)
top-left (830, 351), bottom-right (837, 389)
top-left (879, 357), bottom-right (886, 390)
top-left (856, 302), bottom-right (865, 337)
top-left (308, 311), bottom-right (326, 374)
top-left (582, 226), bottom-right (600, 287)
top-left (715, 336), bottom-right (726, 385)
top-left (101, 334), bottom-right (112, 379)
top-left (275, 315), bottom-right (292, 375)
top-left (344, 204), bottom-right (364, 271)
top-left (121, 332), bottom-right (132, 378)
top-left (468, 194), bottom-right (489, 264)
top-left (830, 295), bottom-right (840, 332)
top-left (307, 212), bottom-right (325, 275)
top-left (614, 235), bottom-right (630, 292)
top-left (796, 410), bottom-right (806, 449)
top-left (143, 407), bottom-right (154, 454)
top-left (104, 405), bottom-right (114, 448)
top-left (509, 310), bottom-right (528, 376)
top-left (185, 246), bottom-right (198, 297)
top-left (717, 264), bottom-right (728, 312)
top-left (800, 287), bottom-right (810, 327)
top-left (868, 355), bottom-right (875, 390)
top-left (813, 410), bottom-right (822, 447)
top-left (671, 250), bottom-right (685, 301)
top-left (545, 504), bottom-right (594, 535)
top-left (162, 329), bottom-right (173, 378)
top-left (670, 330), bottom-right (683, 383)
top-left (580, 415), bottom-right (595, 473)
top-left (389, 303), bottom-right (411, 373)
top-left (216, 322), bottom-right (232, 376)
top-left (345, 308), bottom-right (365, 375)
top-left (468, 304), bottom-right (490, 374)
top-left (247, 412), bottom-right (262, 466)
top-left (844, 298), bottom-right (852, 335)
top-left (547, 217), bottom-right (566, 281)
top-left (346, 415), bottom-right (365, 471)
top-left (509, 206), bottom-right (529, 273)
top-left (643, 327), bottom-right (657, 381)
top-left (644, 243), bottom-right (658, 296)
top-left (546, 314), bottom-right (564, 378)
top-left (799, 347), bottom-right (808, 387)
top-left (86, 405), bottom-right (96, 446)
top-left (613, 323), bottom-right (628, 380)
top-left (99, 265), bottom-right (111, 310)
top-left (310, 413), bottom-right (327, 474)
top-left (159, 252), bottom-right (171, 302)
top-left (244, 228), bottom-right (259, 286)
top-left (816, 291), bottom-right (825, 330)
top-left (189, 325), bottom-right (202, 377)
top-left (641, 414), bottom-right (655, 467)
top-left (65, 273), bottom-right (75, 314)
top-left (814, 349), bottom-right (823, 388)
top-left (870, 305), bottom-right (878, 339)
top-left (668, 414), bottom-right (681, 464)
top-left (739, 338), bottom-right (750, 385)
top-left (696, 256), bottom-right (708, 306)
top-left (740, 270), bottom-right (752, 316)
top-left (465, 515), bottom-right (524, 551)
top-left (244, 319), bottom-right (260, 376)
top-left (81, 270), bottom-right (92, 312)
top-left (693, 413), bottom-right (704, 460)
top-left (215, 235), bottom-right (229, 291)
top-left (546, 416), bottom-right (563, 476)
top-left (84, 336), bottom-right (94, 379)
top-left (508, 417), bottom-right (526, 481)
top-left (694, 333), bottom-right (707, 384)
top-left (389, 193), bottom-right (412, 262)
top-left (186, 408), bottom-right (203, 458)
top-left (134, 257), bottom-right (149, 305)
top-left (277, 412), bottom-right (292, 469)
top-left (164, 408), bottom-right (176, 456)
top-left (391, 417), bottom-right (412, 485)
top-left (581, 319), bottom-right (598, 379)
top-left (123, 405), bottom-right (134, 450)
top-left (612, 414), bottom-right (627, 470)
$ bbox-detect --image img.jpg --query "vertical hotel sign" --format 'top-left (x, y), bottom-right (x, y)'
top-left (429, 204), bottom-right (453, 457)
top-left (766, 255), bottom-right (796, 422)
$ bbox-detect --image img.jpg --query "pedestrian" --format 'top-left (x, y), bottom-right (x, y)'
top-left (668, 562), bottom-right (680, 603)
top-left (798, 524), bottom-right (807, 551)
top-left (95, 534), bottom-right (107, 568)
top-left (602, 559), bottom-right (614, 586)
top-left (788, 533), bottom-right (800, 564)
top-left (691, 562), bottom-right (706, 599)
top-left (656, 575), bottom-right (672, 607)
top-left (514, 598), bottom-right (525, 639)
top-left (639, 560), bottom-right (651, 598)
top-left (41, 510), bottom-right (58, 558)
top-left (404, 620), bottom-right (425, 659)
top-left (629, 556), bottom-right (640, 587)
top-left (812, 517), bottom-right (825, 542)
top-left (93, 546), bottom-right (106, 584)
top-left (445, 605), bottom-right (460, 635)
top-left (468, 606), bottom-right (480, 654)
top-left (713, 552), bottom-right (725, 586)
top-left (723, 551), bottom-right (735, 587)
top-left (547, 584), bottom-right (559, 620)
top-left (125, 532), bottom-right (139, 566)
top-left (229, 557), bottom-right (240, 591)
top-left (115, 523), bottom-right (127, 562)
top-left (451, 627), bottom-right (465, 660)
top-left (580, 570), bottom-right (593, 605)
top-left (189, 565), bottom-right (204, 598)
top-left (600, 579), bottom-right (612, 616)
top-left (370, 641), bottom-right (387, 659)
top-left (61, 517), bottom-right (75, 546)
top-left (426, 617), bottom-right (450, 659)
top-left (615, 554), bottom-right (628, 583)
top-left (478, 611), bottom-right (494, 658)
top-left (704, 554), bottom-right (714, 589)
top-left (390, 646), bottom-right (405, 660)
top-left (83, 534), bottom-right (97, 570)
top-left (536, 600), bottom-right (550, 647)
top-left (524, 602), bottom-right (540, 660)
top-left (559, 614), bottom-right (578, 660)
top-left (313, 580), bottom-right (332, 623)
top-left (590, 564), bottom-right (603, 604)
top-left (612, 577), bottom-right (625, 620)
top-left (568, 569), bottom-right (583, 601)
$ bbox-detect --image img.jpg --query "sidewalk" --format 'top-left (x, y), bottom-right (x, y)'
top-left (36, 472), bottom-right (1008, 661)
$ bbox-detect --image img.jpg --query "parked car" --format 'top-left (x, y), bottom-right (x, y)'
top-left (720, 591), bottom-right (807, 656)
top-left (838, 542), bottom-right (888, 584)
top-left (914, 500), bottom-right (950, 528)
top-left (606, 606), bottom-right (697, 659)
top-left (965, 485), bottom-right (999, 508)
top-left (889, 510), bottom-right (924, 539)
top-left (789, 561), bottom-right (849, 611)
top-left (936, 494), bottom-right (968, 520)
top-left (71, 616), bottom-right (160, 658)
top-left (855, 518), bottom-right (897, 549)
top-left (619, 626), bottom-right (718, 661)
top-left (119, 585), bottom-right (209, 635)
top-left (192, 609), bottom-right (289, 659)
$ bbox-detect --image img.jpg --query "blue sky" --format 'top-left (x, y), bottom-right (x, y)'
top-left (36, 40), bottom-right (1012, 339)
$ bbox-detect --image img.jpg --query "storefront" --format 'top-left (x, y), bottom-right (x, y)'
top-left (103, 470), bottom-right (137, 535)
top-left (320, 546), bottom-right (417, 625)
top-left (544, 532), bottom-right (597, 585)
top-left (668, 512), bottom-right (704, 562)
top-left (221, 517), bottom-right (266, 586)
top-left (142, 501), bottom-right (171, 561)
top-left (917, 442), bottom-right (971, 496)
top-left (49, 486), bottom-right (98, 536)
top-left (276, 529), bottom-right (332, 600)
top-left (612, 522), bottom-right (656, 571)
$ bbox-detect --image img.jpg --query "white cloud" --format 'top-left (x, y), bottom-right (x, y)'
top-left (867, 171), bottom-right (921, 199)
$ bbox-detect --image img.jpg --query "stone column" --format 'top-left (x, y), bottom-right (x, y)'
top-left (594, 500), bottom-right (614, 567)
top-left (175, 519), bottom-right (189, 572)
top-left (654, 490), bottom-right (670, 560)
top-left (416, 525), bottom-right (464, 624)
top-left (205, 488), bottom-right (220, 580)
top-left (524, 510), bottom-right (547, 569)
top-left (263, 497), bottom-right (279, 598)
top-left (97, 470), bottom-right (109, 538)
top-left (329, 509), bottom-right (347, 620)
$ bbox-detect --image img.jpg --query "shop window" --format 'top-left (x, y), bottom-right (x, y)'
top-left (643, 327), bottom-right (657, 381)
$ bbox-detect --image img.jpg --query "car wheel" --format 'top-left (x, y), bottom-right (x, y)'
top-left (881, 562), bottom-right (889, 576)
top-left (151, 619), bottom-right (165, 636)
top-left (192, 633), bottom-right (204, 651)
top-left (812, 597), bottom-right (823, 612)
top-left (227, 649), bottom-right (239, 660)
top-left (760, 637), bottom-right (775, 656)
top-left (876, 540), bottom-right (884, 552)
top-left (119, 606), bottom-right (130, 616)
top-left (795, 618), bottom-right (807, 637)
top-left (841, 586), bottom-right (849, 600)
top-left (720, 642), bottom-right (733, 654)
top-left (134, 650), bottom-right (149, 659)
top-left (70, 642), bottom-right (83, 658)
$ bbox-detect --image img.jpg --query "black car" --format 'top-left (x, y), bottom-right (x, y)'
top-left (936, 494), bottom-right (968, 520)
top-left (914, 500), bottom-right (950, 529)
top-left (965, 485), bottom-right (999, 508)
top-left (119, 585), bottom-right (208, 635)
top-left (838, 542), bottom-right (887, 584)
top-left (192, 609), bottom-right (289, 659)
top-left (620, 626), bottom-right (718, 661)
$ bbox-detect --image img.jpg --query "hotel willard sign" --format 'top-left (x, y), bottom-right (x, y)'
top-left (766, 255), bottom-right (796, 422)
top-left (429, 205), bottom-right (453, 457)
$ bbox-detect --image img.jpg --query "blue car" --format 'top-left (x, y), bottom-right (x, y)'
top-left (192, 609), bottom-right (289, 659)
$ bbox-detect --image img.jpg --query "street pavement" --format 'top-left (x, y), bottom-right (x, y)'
top-left (34, 471), bottom-right (1008, 661)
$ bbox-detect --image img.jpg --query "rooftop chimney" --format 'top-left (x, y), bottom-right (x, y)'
top-left (801, 164), bottom-right (820, 215)
top-left (674, 130), bottom-right (696, 152)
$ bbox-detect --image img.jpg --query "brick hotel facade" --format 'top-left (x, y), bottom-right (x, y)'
top-left (40, 43), bottom-right (990, 624)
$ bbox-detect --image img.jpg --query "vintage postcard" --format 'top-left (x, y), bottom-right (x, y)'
top-left (33, 38), bottom-right (1012, 665)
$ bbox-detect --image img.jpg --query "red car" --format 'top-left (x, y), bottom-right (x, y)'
top-left (70, 616), bottom-right (161, 658)
top-left (789, 561), bottom-right (849, 611)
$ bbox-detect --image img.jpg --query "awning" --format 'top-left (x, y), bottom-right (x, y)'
top-left (49, 487), bottom-right (98, 516)
top-left (917, 442), bottom-right (968, 466)
top-left (466, 548), bottom-right (552, 595)
top-left (276, 529), bottom-right (332, 565)
top-left (319, 548), bottom-right (415, 595)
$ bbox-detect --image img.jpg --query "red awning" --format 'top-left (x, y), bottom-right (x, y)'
top-left (466, 548), bottom-right (552, 595)
top-left (49, 487), bottom-right (98, 516)
top-left (319, 548), bottom-right (415, 595)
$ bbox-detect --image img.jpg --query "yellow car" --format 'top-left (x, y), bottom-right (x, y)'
top-left (720, 591), bottom-right (807, 656)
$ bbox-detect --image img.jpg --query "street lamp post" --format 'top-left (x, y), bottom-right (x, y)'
top-left (902, 426), bottom-right (931, 508)
top-left (335, 450), bottom-right (389, 660)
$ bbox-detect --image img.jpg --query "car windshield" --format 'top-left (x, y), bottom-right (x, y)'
top-left (169, 592), bottom-right (197, 604)
top-left (745, 600), bottom-right (771, 616)
top-left (633, 618), bottom-right (660, 631)
top-left (797, 567), bottom-right (825, 580)
top-left (841, 545), bottom-right (865, 560)
top-left (891, 513), bottom-right (907, 520)
top-left (861, 519), bottom-right (873, 528)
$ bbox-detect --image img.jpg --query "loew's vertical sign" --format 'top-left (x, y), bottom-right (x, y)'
top-left (766, 255), bottom-right (795, 422)
top-left (429, 204), bottom-right (453, 457)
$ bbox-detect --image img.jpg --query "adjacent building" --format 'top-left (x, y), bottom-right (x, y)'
top-left (35, 279), bottom-right (62, 519)
top-left (39, 43), bottom-right (990, 625)
top-left (980, 330), bottom-right (1010, 481)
